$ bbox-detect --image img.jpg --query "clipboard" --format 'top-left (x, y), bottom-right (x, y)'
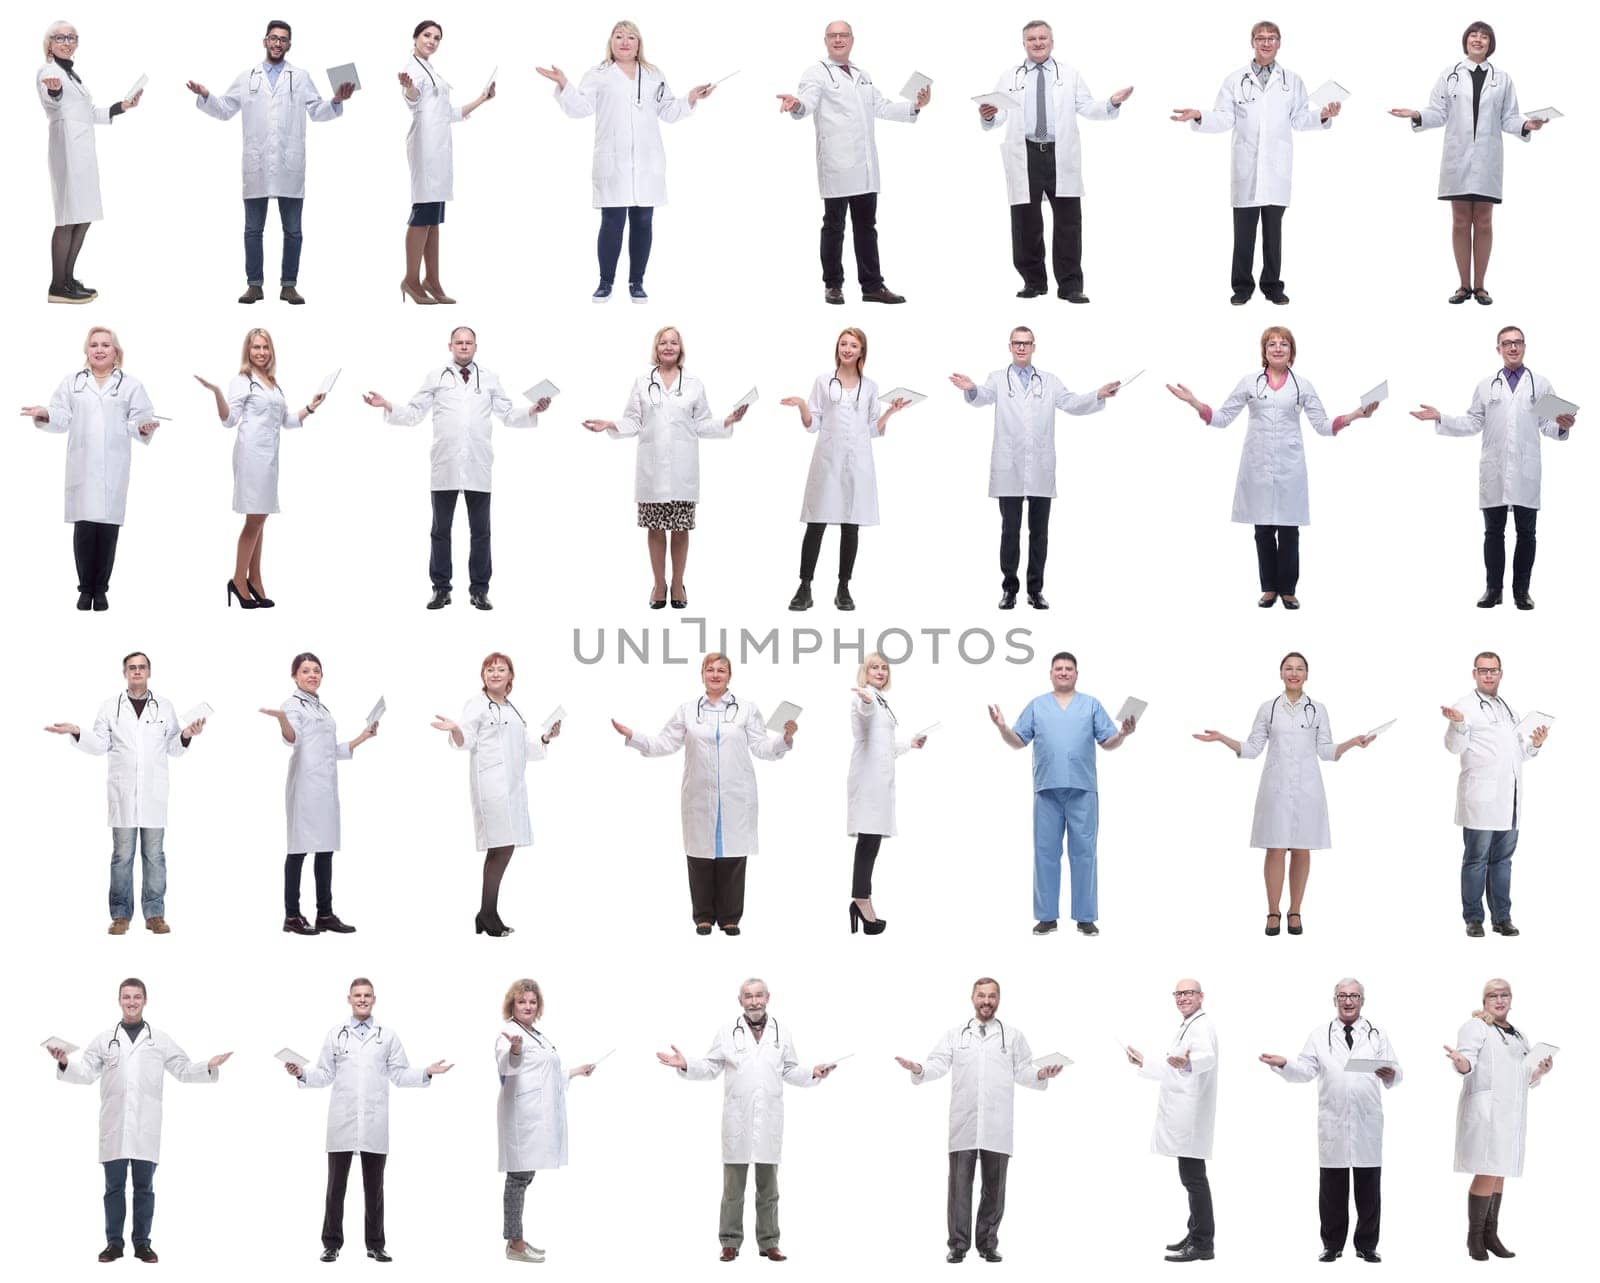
top-left (42, 1035), bottom-right (79, 1056)
top-left (124, 74), bottom-right (148, 100)
top-left (524, 379), bottom-right (560, 403)
top-left (365, 696), bottom-right (387, 729)
top-left (541, 706), bottom-right (565, 733)
top-left (327, 63), bottom-right (361, 92)
top-left (768, 701), bottom-right (802, 727)
top-left (317, 370), bottom-right (341, 399)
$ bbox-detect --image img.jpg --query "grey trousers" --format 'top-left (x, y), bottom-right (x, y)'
top-left (721, 1163), bottom-right (780, 1250)
top-left (949, 1149), bottom-right (1010, 1253)
top-left (503, 1170), bottom-right (534, 1240)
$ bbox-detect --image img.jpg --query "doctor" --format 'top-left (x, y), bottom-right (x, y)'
top-left (978, 20), bottom-right (1131, 302)
top-left (612, 652), bottom-right (796, 935)
top-left (50, 977), bottom-right (229, 1264)
top-left (37, 21), bottom-right (142, 303)
top-left (895, 977), bottom-right (1059, 1263)
top-left (431, 652), bottom-right (561, 938)
top-left (777, 19), bottom-right (928, 305)
top-left (1390, 22), bottom-right (1544, 305)
top-left (657, 978), bottom-right (834, 1262)
top-left (46, 651), bottom-right (205, 935)
top-left (1260, 979), bottom-right (1402, 1262)
top-left (398, 20), bottom-right (495, 304)
top-left (364, 326), bottom-right (548, 611)
top-left (1412, 326), bottom-right (1575, 610)
top-left (187, 20), bottom-right (356, 304)
top-left (581, 325), bottom-right (746, 610)
top-left (1125, 980), bottom-right (1219, 1264)
top-left (24, 325), bottom-right (158, 611)
top-left (1170, 21), bottom-right (1337, 305)
top-left (285, 977), bottom-right (452, 1263)
top-left (1446, 978), bottom-right (1554, 1261)
top-left (1442, 652), bottom-right (1550, 938)
top-left (538, 22), bottom-right (714, 303)
top-left (845, 652), bottom-right (927, 934)
top-left (1192, 652), bottom-right (1375, 937)
top-left (951, 326), bottom-right (1119, 608)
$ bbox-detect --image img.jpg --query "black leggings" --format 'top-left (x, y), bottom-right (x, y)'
top-left (852, 833), bottom-right (884, 898)
top-left (285, 852), bottom-right (333, 918)
top-left (51, 222), bottom-right (90, 286)
top-left (799, 522), bottom-right (860, 583)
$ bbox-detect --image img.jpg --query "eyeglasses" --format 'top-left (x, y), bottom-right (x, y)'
top-left (51, 33), bottom-right (80, 43)
top-left (1335, 994), bottom-right (1364, 1003)
top-left (265, 35), bottom-right (292, 45)
top-left (1474, 667), bottom-right (1502, 676)
top-left (1498, 339), bottom-right (1525, 348)
top-left (1010, 340), bottom-right (1035, 349)
top-left (1254, 34), bottom-right (1281, 43)
top-left (1172, 990), bottom-right (1201, 999)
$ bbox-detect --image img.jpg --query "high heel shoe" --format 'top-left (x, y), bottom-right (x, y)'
top-left (849, 901), bottom-right (888, 936)
top-left (1264, 912), bottom-right (1281, 937)
top-left (474, 911), bottom-right (514, 937)
top-left (400, 280), bottom-right (437, 305)
top-left (670, 584), bottom-right (688, 609)
top-left (649, 586), bottom-right (668, 610)
top-left (423, 284), bottom-right (457, 304)
top-left (247, 580), bottom-right (276, 608)
top-left (226, 579), bottom-right (259, 609)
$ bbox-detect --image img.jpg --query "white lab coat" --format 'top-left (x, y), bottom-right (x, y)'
top-left (1273, 1018), bottom-right (1402, 1167)
top-left (1208, 371), bottom-right (1336, 526)
top-left (75, 690), bottom-right (190, 829)
top-left (846, 692), bottom-right (911, 837)
top-left (452, 694), bottom-right (546, 851)
top-left (1239, 695), bottom-right (1337, 849)
top-left (964, 367), bottom-right (1103, 498)
top-left (496, 1022), bottom-right (568, 1172)
top-left (280, 691), bottom-right (351, 853)
top-left (1453, 1019), bottom-right (1542, 1177)
top-left (59, 1024), bottom-right (217, 1163)
top-left (1414, 62), bottom-right (1528, 201)
top-left (37, 64), bottom-right (111, 224)
top-left (606, 371), bottom-right (730, 503)
top-left (37, 370), bottom-right (156, 525)
top-left (1139, 1012), bottom-right (1218, 1159)
top-left (681, 1015), bottom-right (817, 1165)
top-left (1445, 692), bottom-right (1538, 831)
top-left (1193, 63), bottom-right (1327, 207)
top-left (628, 695), bottom-right (789, 859)
top-left (195, 60), bottom-right (343, 199)
top-left (224, 375), bottom-right (301, 515)
top-left (789, 59), bottom-right (917, 198)
top-left (401, 55), bottom-right (464, 202)
top-left (913, 1019), bottom-right (1045, 1156)
top-left (799, 375), bottom-right (884, 525)
top-left (300, 1022), bottom-right (431, 1154)
top-left (384, 364), bottom-right (537, 493)
top-left (1437, 370), bottom-right (1566, 509)
top-left (983, 60), bottom-right (1120, 203)
top-left (556, 63), bottom-right (695, 208)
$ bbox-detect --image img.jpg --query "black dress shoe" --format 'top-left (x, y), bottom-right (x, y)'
top-left (427, 588), bottom-right (451, 609)
top-left (247, 580), bottom-right (276, 608)
top-left (316, 914), bottom-right (357, 934)
top-left (1281, 595), bottom-right (1300, 610)
top-left (1265, 292), bottom-right (1291, 305)
top-left (1164, 1244), bottom-right (1214, 1262)
top-left (978, 1249), bottom-right (1002, 1263)
top-left (1076, 921), bottom-right (1099, 936)
top-left (1465, 921), bottom-right (1485, 937)
top-left (1513, 591), bottom-right (1534, 610)
top-left (947, 1249), bottom-right (967, 1263)
top-left (671, 585), bottom-right (688, 609)
top-left (1016, 285), bottom-right (1047, 298)
top-left (788, 581), bottom-right (813, 611)
top-left (469, 589), bottom-right (493, 610)
top-left (1032, 919), bottom-right (1058, 935)
top-left (720, 924), bottom-right (742, 936)
top-left (283, 915), bottom-right (321, 935)
top-left (134, 1244), bottom-right (159, 1263)
top-left (696, 923), bottom-right (713, 936)
top-left (1318, 1249), bottom-right (1343, 1262)
top-left (92, 592), bottom-right (109, 611)
top-left (862, 287), bottom-right (906, 304)
top-left (367, 1249), bottom-right (392, 1263)
top-left (1058, 289), bottom-right (1090, 303)
top-left (824, 286), bottom-right (845, 304)
top-left (1477, 588), bottom-right (1502, 608)
top-left (77, 591), bottom-right (93, 610)
top-left (835, 583), bottom-right (855, 610)
top-left (1165, 1236), bottom-right (1191, 1253)
top-left (1491, 920), bottom-right (1520, 936)
top-left (1355, 1250), bottom-right (1381, 1263)
top-left (1230, 293), bottom-right (1251, 306)
top-left (99, 1244), bottom-right (125, 1262)
top-left (649, 591), bottom-right (668, 609)
top-left (474, 911), bottom-right (513, 937)
top-left (1026, 592), bottom-right (1049, 609)
top-left (998, 591), bottom-right (1017, 609)
top-left (70, 278), bottom-right (98, 298)
top-left (320, 1247), bottom-right (339, 1262)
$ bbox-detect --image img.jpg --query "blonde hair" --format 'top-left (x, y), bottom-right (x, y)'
top-left (602, 20), bottom-right (657, 73)
top-left (1472, 977), bottom-right (1512, 1024)
top-left (83, 326), bottom-right (124, 367)
top-left (856, 651), bottom-right (892, 690)
top-left (238, 328), bottom-right (278, 379)
top-left (43, 20), bottom-right (76, 61)
top-left (651, 326), bottom-right (685, 369)
top-left (702, 651), bottom-right (733, 680)
top-left (836, 327), bottom-right (869, 375)
top-left (502, 977), bottom-right (545, 1022)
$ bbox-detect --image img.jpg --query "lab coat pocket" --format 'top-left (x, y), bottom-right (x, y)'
top-left (65, 441), bottom-right (89, 492)
top-left (514, 1083), bottom-right (543, 1101)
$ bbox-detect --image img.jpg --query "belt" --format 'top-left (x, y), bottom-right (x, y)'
top-left (1026, 139), bottom-right (1055, 152)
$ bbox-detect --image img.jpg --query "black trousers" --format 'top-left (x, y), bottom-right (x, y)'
top-left (1319, 1166), bottom-right (1381, 1254)
top-left (1231, 205), bottom-right (1285, 297)
top-left (686, 856), bottom-right (747, 926)
top-left (430, 489), bottom-right (492, 592)
top-left (1482, 504), bottom-right (1537, 593)
top-left (851, 833), bottom-right (883, 897)
top-left (73, 520), bottom-right (120, 593)
top-left (1010, 143), bottom-right (1083, 292)
top-left (948, 1149), bottom-right (1009, 1253)
top-left (323, 1151), bottom-right (386, 1251)
top-left (1177, 1157), bottom-right (1214, 1251)
top-left (799, 522), bottom-right (860, 583)
top-left (998, 497), bottom-right (1051, 595)
top-left (820, 193), bottom-right (883, 291)
top-left (285, 851), bottom-right (333, 918)
top-left (1254, 524), bottom-right (1300, 594)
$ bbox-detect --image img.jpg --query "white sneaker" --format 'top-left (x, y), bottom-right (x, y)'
top-left (506, 1243), bottom-right (546, 1263)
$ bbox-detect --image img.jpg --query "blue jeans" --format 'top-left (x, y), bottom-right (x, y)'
top-left (110, 827), bottom-right (166, 920)
top-left (1461, 827), bottom-right (1517, 923)
top-left (1032, 787), bottom-right (1099, 923)
top-left (243, 196), bottom-right (305, 286)
top-left (596, 206), bottom-right (654, 286)
top-left (104, 1159), bottom-right (156, 1247)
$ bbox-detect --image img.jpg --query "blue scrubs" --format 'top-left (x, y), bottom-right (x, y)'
top-left (1013, 692), bottom-right (1116, 923)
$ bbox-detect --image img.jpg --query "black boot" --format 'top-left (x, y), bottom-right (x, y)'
top-left (788, 580), bottom-right (813, 611)
top-left (1467, 1193), bottom-right (1491, 1261)
top-left (1482, 1191), bottom-right (1515, 1258)
top-left (834, 580), bottom-right (855, 610)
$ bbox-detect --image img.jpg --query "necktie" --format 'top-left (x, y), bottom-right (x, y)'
top-left (460, 366), bottom-right (470, 383)
top-left (1344, 1025), bottom-right (1354, 1050)
top-left (1033, 63), bottom-right (1048, 142)
top-left (840, 64), bottom-right (851, 79)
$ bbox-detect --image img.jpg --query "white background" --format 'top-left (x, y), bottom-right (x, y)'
top-left (5, 1), bottom-right (1594, 1280)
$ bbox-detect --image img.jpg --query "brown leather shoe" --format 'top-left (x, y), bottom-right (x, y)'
top-left (862, 287), bottom-right (906, 304)
top-left (145, 916), bottom-right (171, 934)
top-left (108, 918), bottom-right (131, 935)
top-left (720, 1247), bottom-right (738, 1262)
top-left (280, 286), bottom-right (306, 304)
top-left (760, 1248), bottom-right (788, 1262)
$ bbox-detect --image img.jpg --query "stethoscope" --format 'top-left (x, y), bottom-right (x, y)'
top-left (1006, 365), bottom-right (1044, 399)
top-left (289, 690), bottom-right (329, 722)
top-left (1009, 58), bottom-right (1062, 92)
top-left (437, 363), bottom-right (482, 393)
top-left (248, 64), bottom-right (293, 95)
top-left (499, 1022), bottom-right (553, 1082)
top-left (1255, 368), bottom-right (1304, 408)
top-left (105, 1022), bottom-right (150, 1051)
top-left (113, 691), bottom-right (163, 724)
top-left (611, 62), bottom-right (666, 108)
top-left (960, 1017), bottom-right (1009, 1053)
top-left (1488, 367), bottom-right (1536, 406)
top-left (647, 365), bottom-right (684, 407)
top-left (1237, 64), bottom-right (1290, 103)
top-left (335, 1022), bottom-right (384, 1052)
top-left (1446, 60), bottom-right (1500, 92)
top-left (1175, 1011), bottom-right (1208, 1043)
top-left (1267, 693), bottom-right (1319, 730)
top-left (483, 697), bottom-right (527, 728)
top-left (819, 59), bottom-right (871, 89)
top-left (1327, 1018), bottom-right (1383, 1053)
top-left (72, 368), bottom-right (124, 395)
top-left (731, 1016), bottom-right (780, 1050)
top-left (827, 373), bottom-right (863, 405)
top-left (410, 54), bottom-right (437, 90)
top-left (696, 693), bottom-right (740, 724)
top-left (1473, 692), bottom-right (1518, 722)
top-left (870, 691), bottom-right (898, 724)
